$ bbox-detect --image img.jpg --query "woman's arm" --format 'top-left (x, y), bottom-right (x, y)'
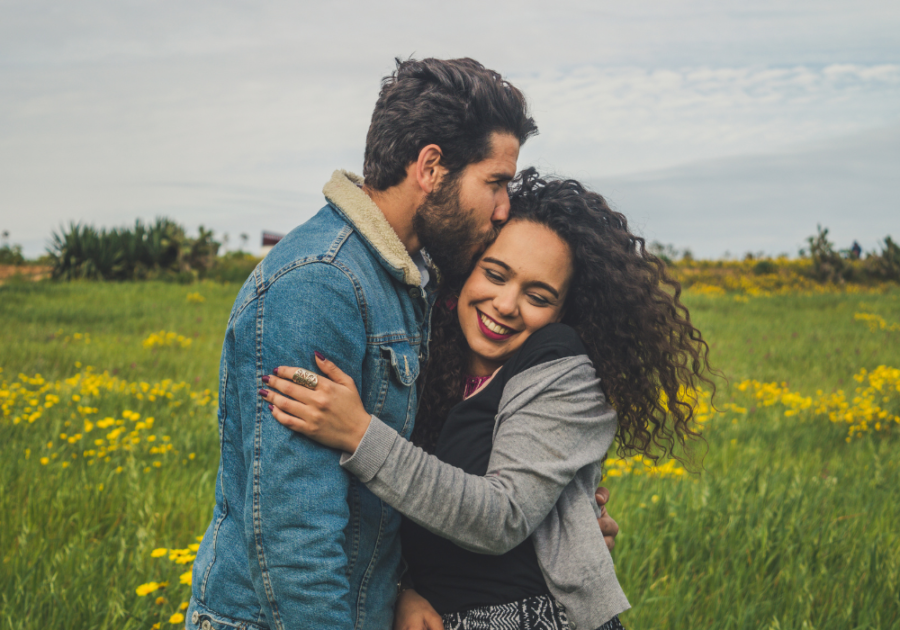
top-left (263, 354), bottom-right (617, 555)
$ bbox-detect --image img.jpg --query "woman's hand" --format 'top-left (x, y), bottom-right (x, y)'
top-left (394, 589), bottom-right (443, 630)
top-left (260, 354), bottom-right (371, 453)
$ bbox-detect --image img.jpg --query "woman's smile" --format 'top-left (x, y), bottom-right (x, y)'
top-left (476, 309), bottom-right (518, 340)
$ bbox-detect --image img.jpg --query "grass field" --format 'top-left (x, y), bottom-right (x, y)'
top-left (1, 279), bottom-right (898, 629)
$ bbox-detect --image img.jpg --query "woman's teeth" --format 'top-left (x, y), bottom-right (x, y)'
top-left (480, 312), bottom-right (513, 335)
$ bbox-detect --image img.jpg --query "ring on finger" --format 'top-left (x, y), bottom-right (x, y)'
top-left (291, 368), bottom-right (318, 390)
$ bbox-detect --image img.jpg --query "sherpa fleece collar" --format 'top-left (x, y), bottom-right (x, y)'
top-left (323, 170), bottom-right (422, 287)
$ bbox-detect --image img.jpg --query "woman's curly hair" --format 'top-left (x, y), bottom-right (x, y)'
top-left (412, 168), bottom-right (714, 462)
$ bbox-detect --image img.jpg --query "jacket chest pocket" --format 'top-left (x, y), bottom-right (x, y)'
top-left (383, 341), bottom-right (420, 387)
top-left (374, 340), bottom-right (420, 438)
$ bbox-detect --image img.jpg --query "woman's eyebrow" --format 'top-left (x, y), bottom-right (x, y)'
top-left (482, 256), bottom-right (511, 271)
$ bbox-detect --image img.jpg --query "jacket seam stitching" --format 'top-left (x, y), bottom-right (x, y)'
top-left (252, 289), bottom-right (284, 630)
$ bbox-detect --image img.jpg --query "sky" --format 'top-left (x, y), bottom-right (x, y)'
top-left (1, 0), bottom-right (898, 259)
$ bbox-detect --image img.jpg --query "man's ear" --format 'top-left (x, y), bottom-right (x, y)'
top-left (414, 144), bottom-right (445, 194)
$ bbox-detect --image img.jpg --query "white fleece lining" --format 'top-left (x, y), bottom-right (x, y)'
top-left (322, 170), bottom-right (422, 287)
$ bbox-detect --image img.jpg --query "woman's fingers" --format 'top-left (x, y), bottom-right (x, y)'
top-left (268, 400), bottom-right (310, 434)
top-left (267, 367), bottom-right (330, 402)
top-left (260, 387), bottom-right (312, 423)
top-left (314, 353), bottom-right (356, 389)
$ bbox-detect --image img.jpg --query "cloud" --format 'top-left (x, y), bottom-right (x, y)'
top-left (588, 124), bottom-right (900, 258)
top-left (517, 63), bottom-right (900, 177)
top-left (2, 0), bottom-right (899, 256)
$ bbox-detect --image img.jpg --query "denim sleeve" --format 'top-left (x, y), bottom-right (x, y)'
top-left (248, 262), bottom-right (365, 630)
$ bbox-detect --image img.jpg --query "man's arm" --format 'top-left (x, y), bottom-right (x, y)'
top-left (246, 263), bottom-right (365, 630)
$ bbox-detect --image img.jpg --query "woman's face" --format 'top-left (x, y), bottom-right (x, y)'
top-left (457, 219), bottom-right (574, 376)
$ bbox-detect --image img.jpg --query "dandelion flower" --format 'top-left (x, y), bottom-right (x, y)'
top-left (151, 548), bottom-right (168, 558)
top-left (136, 582), bottom-right (165, 596)
top-left (169, 613), bottom-right (185, 624)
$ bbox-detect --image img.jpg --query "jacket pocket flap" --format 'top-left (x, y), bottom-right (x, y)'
top-left (382, 342), bottom-right (420, 387)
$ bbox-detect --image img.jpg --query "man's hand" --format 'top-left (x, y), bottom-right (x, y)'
top-left (394, 589), bottom-right (443, 630)
top-left (596, 486), bottom-right (620, 551)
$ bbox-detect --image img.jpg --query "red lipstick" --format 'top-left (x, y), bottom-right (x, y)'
top-left (476, 309), bottom-right (516, 341)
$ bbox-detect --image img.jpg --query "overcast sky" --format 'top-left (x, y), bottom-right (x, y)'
top-left (2, 0), bottom-right (898, 258)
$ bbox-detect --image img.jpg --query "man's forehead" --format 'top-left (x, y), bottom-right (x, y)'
top-left (479, 133), bottom-right (519, 172)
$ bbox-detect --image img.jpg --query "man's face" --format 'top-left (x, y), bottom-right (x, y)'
top-left (413, 132), bottom-right (520, 284)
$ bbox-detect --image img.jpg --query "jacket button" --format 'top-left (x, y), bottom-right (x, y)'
top-left (201, 621), bottom-right (212, 630)
top-left (408, 287), bottom-right (421, 299)
top-left (191, 611), bottom-right (200, 624)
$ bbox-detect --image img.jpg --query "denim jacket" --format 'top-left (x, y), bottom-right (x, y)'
top-left (187, 171), bottom-right (436, 630)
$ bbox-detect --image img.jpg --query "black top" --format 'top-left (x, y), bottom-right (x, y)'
top-left (401, 324), bottom-right (587, 614)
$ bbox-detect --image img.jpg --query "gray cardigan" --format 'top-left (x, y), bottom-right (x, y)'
top-left (340, 356), bottom-right (631, 629)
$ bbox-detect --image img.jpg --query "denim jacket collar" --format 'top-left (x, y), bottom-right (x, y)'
top-left (323, 170), bottom-right (424, 287)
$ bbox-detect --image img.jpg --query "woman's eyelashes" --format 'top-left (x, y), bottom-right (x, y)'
top-left (483, 267), bottom-right (553, 307)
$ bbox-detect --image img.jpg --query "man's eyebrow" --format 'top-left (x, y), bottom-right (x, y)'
top-left (489, 173), bottom-right (514, 182)
top-left (483, 257), bottom-right (561, 299)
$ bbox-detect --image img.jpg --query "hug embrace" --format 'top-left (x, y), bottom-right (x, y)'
top-left (186, 58), bottom-right (712, 630)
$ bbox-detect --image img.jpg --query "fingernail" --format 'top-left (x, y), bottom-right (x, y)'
top-left (272, 367), bottom-right (279, 375)
top-left (268, 404), bottom-right (274, 411)
top-left (314, 351), bottom-right (325, 361)
top-left (261, 375), bottom-right (270, 384)
top-left (258, 389), bottom-right (268, 397)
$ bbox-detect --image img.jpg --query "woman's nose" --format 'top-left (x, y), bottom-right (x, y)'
top-left (493, 289), bottom-right (517, 318)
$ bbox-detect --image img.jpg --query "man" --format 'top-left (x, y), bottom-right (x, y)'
top-left (187, 57), bottom-right (617, 630)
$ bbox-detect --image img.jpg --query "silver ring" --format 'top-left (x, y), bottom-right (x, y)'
top-left (291, 368), bottom-right (318, 390)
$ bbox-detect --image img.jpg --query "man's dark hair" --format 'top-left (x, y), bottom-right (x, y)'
top-left (363, 58), bottom-right (538, 191)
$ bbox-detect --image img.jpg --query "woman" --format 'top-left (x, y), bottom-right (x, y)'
top-left (259, 170), bottom-right (712, 630)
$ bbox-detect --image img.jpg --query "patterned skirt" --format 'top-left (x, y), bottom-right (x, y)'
top-left (441, 593), bottom-right (625, 630)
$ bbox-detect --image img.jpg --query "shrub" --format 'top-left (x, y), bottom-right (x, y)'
top-left (804, 225), bottom-right (849, 283)
top-left (863, 236), bottom-right (900, 282)
top-left (0, 244), bottom-right (25, 266)
top-left (48, 219), bottom-right (220, 281)
top-left (752, 260), bottom-right (777, 276)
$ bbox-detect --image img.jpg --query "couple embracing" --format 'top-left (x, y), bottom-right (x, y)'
top-left (186, 58), bottom-right (710, 630)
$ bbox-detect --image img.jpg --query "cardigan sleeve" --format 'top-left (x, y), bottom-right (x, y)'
top-left (339, 355), bottom-right (617, 555)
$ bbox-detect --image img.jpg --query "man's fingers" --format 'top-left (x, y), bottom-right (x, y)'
top-left (595, 486), bottom-right (610, 507)
top-left (604, 534), bottom-right (616, 551)
top-left (598, 515), bottom-right (619, 539)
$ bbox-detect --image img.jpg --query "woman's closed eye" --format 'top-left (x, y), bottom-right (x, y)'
top-left (484, 268), bottom-right (506, 283)
top-left (528, 293), bottom-right (551, 307)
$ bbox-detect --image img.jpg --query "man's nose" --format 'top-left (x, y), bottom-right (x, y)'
top-left (491, 189), bottom-right (510, 225)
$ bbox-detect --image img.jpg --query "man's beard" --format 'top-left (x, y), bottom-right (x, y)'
top-left (413, 174), bottom-right (498, 288)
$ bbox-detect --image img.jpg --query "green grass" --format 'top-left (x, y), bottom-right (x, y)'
top-left (1, 280), bottom-right (898, 629)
